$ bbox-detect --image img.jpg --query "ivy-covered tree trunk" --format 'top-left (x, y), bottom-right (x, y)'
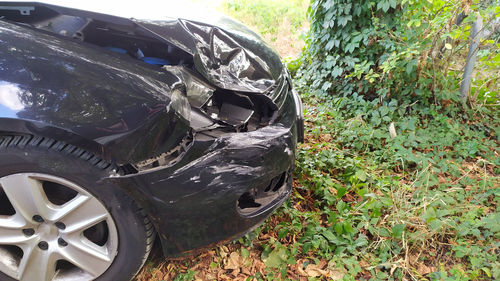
top-left (297, 0), bottom-right (405, 99)
top-left (295, 0), bottom-right (499, 106)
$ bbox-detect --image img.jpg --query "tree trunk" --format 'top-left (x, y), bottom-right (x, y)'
top-left (460, 13), bottom-right (483, 104)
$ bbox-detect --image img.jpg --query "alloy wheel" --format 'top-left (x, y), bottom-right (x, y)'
top-left (0, 173), bottom-right (118, 281)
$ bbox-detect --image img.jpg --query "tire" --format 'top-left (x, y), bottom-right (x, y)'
top-left (0, 135), bottom-right (154, 281)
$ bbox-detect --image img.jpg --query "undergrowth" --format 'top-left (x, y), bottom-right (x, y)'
top-left (137, 1), bottom-right (499, 280)
top-left (252, 91), bottom-right (499, 280)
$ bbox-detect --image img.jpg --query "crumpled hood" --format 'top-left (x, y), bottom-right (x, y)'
top-left (136, 17), bottom-right (284, 93)
top-left (1, 1), bottom-right (284, 94)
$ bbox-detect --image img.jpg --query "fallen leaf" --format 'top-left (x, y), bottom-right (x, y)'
top-left (225, 252), bottom-right (243, 271)
top-left (417, 263), bottom-right (435, 275)
top-left (328, 269), bottom-right (345, 280)
top-left (304, 263), bottom-right (328, 277)
top-left (296, 260), bottom-right (308, 276)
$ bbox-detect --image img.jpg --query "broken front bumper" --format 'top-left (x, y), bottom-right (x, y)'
top-left (107, 87), bottom-right (302, 256)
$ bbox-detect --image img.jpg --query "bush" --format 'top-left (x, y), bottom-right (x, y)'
top-left (295, 0), bottom-right (499, 106)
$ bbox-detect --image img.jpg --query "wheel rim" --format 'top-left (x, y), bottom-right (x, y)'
top-left (0, 173), bottom-right (118, 281)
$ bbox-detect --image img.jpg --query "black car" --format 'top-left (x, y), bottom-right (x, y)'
top-left (0, 2), bottom-right (303, 281)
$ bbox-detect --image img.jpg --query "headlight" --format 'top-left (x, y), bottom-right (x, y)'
top-left (165, 66), bottom-right (256, 130)
top-left (170, 88), bottom-right (191, 122)
top-left (164, 66), bottom-right (215, 108)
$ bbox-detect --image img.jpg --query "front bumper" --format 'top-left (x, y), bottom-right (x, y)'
top-left (107, 86), bottom-right (303, 257)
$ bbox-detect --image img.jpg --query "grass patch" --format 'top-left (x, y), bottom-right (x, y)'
top-left (220, 0), bottom-right (309, 59)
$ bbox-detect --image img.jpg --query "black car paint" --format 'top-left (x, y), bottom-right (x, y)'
top-left (108, 96), bottom-right (298, 255)
top-left (0, 2), bottom-right (303, 257)
top-left (0, 20), bottom-right (192, 164)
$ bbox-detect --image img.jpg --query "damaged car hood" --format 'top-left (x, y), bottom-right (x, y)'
top-left (5, 1), bottom-right (284, 94)
top-left (136, 18), bottom-right (284, 93)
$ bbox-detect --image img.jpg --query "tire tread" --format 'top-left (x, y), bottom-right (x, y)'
top-left (0, 134), bottom-right (155, 281)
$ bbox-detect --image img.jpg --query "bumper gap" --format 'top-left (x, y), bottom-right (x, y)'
top-left (237, 171), bottom-right (289, 217)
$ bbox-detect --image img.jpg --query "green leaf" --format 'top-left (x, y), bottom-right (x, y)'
top-left (322, 229), bottom-right (336, 241)
top-left (354, 236), bottom-right (368, 247)
top-left (263, 247), bottom-right (287, 268)
top-left (377, 0), bottom-right (391, 12)
top-left (379, 106), bottom-right (389, 117)
top-left (392, 224), bottom-right (405, 238)
top-left (406, 59), bottom-right (418, 75)
top-left (379, 227), bottom-right (391, 237)
top-left (482, 213), bottom-right (500, 233)
top-left (334, 223), bottom-right (344, 235)
top-left (337, 187), bottom-right (347, 198)
top-left (325, 39), bottom-right (336, 51)
top-left (332, 66), bottom-right (343, 77)
top-left (355, 170), bottom-right (367, 181)
top-left (237, 248), bottom-right (248, 260)
top-left (278, 228), bottom-right (289, 239)
top-left (344, 222), bottom-right (354, 234)
top-left (482, 267), bottom-right (492, 278)
top-left (338, 15), bottom-right (352, 27)
top-left (302, 242), bottom-right (312, 254)
top-left (376, 1), bottom-right (385, 11)
top-left (382, 2), bottom-right (390, 12)
top-left (454, 246), bottom-right (469, 258)
top-left (429, 219), bottom-right (443, 231)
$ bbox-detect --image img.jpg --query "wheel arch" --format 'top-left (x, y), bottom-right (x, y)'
top-left (0, 118), bottom-right (109, 163)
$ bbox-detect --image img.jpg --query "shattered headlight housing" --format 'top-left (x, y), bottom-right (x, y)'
top-left (165, 66), bottom-right (271, 133)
